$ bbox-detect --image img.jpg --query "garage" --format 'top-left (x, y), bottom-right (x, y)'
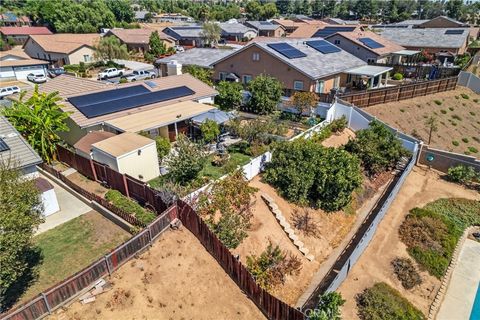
top-left (13, 64), bottom-right (48, 80)
top-left (0, 60), bottom-right (48, 81)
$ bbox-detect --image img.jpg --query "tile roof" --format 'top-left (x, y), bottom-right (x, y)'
top-left (0, 58), bottom-right (49, 67)
top-left (26, 33), bottom-right (100, 54)
top-left (288, 24), bottom-right (324, 38)
top-left (0, 115), bottom-right (42, 170)
top-left (105, 28), bottom-right (175, 44)
top-left (0, 26), bottom-right (52, 36)
top-left (156, 48), bottom-right (237, 68)
top-left (327, 30), bottom-right (404, 55)
top-left (92, 132), bottom-right (154, 158)
top-left (218, 22), bottom-right (256, 36)
top-left (419, 16), bottom-right (468, 27)
top-left (0, 47), bottom-right (30, 60)
top-left (28, 74), bottom-right (218, 128)
top-left (163, 25), bottom-right (203, 38)
top-left (73, 131), bottom-right (116, 155)
top-left (393, 19), bottom-right (430, 26)
top-left (377, 28), bottom-right (470, 49)
top-left (245, 21), bottom-right (283, 31)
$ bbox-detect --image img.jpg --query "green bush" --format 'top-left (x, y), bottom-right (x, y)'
top-left (433, 100), bottom-right (442, 106)
top-left (309, 292), bottom-right (346, 320)
top-left (105, 190), bottom-right (156, 224)
top-left (440, 109), bottom-right (447, 114)
top-left (118, 78), bottom-right (128, 84)
top-left (447, 165), bottom-right (479, 185)
top-left (468, 146), bottom-right (478, 153)
top-left (391, 257), bottom-right (422, 289)
top-left (470, 111), bottom-right (477, 116)
top-left (473, 99), bottom-right (479, 103)
top-left (392, 73), bottom-right (403, 80)
top-left (452, 140), bottom-right (459, 146)
top-left (329, 116), bottom-right (348, 133)
top-left (452, 114), bottom-right (462, 121)
top-left (356, 282), bottom-right (425, 320)
top-left (155, 136), bottom-right (171, 160)
top-left (462, 137), bottom-right (469, 143)
top-left (461, 93), bottom-right (469, 99)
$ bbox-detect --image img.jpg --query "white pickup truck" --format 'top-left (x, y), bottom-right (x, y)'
top-left (121, 70), bottom-right (156, 82)
top-left (97, 68), bottom-right (125, 80)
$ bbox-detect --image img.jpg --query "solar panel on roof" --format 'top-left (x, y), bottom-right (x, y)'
top-left (358, 37), bottom-right (385, 49)
top-left (0, 138), bottom-right (9, 152)
top-left (72, 86), bottom-right (195, 119)
top-left (267, 43), bottom-right (307, 59)
top-left (445, 29), bottom-right (464, 35)
top-left (313, 26), bottom-right (356, 38)
top-left (69, 85), bottom-right (149, 108)
top-left (306, 40), bottom-right (342, 54)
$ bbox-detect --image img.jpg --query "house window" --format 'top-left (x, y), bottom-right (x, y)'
top-left (333, 76), bottom-right (340, 88)
top-left (242, 74), bottom-right (252, 84)
top-left (367, 58), bottom-right (376, 64)
top-left (334, 39), bottom-right (341, 45)
top-left (315, 80), bottom-right (324, 93)
top-left (252, 52), bottom-right (260, 61)
top-left (83, 55), bottom-right (91, 62)
top-left (293, 80), bottom-right (304, 91)
top-left (219, 72), bottom-right (227, 81)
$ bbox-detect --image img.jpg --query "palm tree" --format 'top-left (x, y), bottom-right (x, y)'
top-left (2, 86), bottom-right (71, 163)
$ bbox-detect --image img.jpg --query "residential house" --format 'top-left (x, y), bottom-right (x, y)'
top-left (162, 25), bottom-right (204, 47)
top-left (0, 115), bottom-right (59, 217)
top-left (0, 26), bottom-right (52, 45)
top-left (23, 33), bottom-right (100, 66)
top-left (212, 37), bottom-right (367, 95)
top-left (218, 22), bottom-right (257, 42)
top-left (0, 12), bottom-right (32, 27)
top-left (416, 16), bottom-right (469, 28)
top-left (24, 74), bottom-right (217, 145)
top-left (325, 30), bottom-right (406, 64)
top-left (289, 25), bottom-right (359, 38)
top-left (322, 18), bottom-right (359, 25)
top-left (271, 19), bottom-right (307, 35)
top-left (244, 21), bottom-right (286, 37)
top-left (377, 27), bottom-right (470, 56)
top-left (104, 28), bottom-right (176, 53)
top-left (0, 47), bottom-right (49, 81)
top-left (153, 13), bottom-right (193, 23)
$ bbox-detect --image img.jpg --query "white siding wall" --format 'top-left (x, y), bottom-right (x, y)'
top-left (91, 149), bottom-right (120, 172)
top-left (116, 143), bottom-right (160, 181)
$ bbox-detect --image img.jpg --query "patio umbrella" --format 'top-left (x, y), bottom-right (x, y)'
top-left (191, 109), bottom-right (236, 125)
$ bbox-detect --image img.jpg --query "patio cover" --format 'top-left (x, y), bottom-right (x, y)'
top-left (393, 50), bottom-right (421, 56)
top-left (105, 101), bottom-right (215, 133)
top-left (346, 65), bottom-right (393, 77)
top-left (191, 109), bottom-right (235, 125)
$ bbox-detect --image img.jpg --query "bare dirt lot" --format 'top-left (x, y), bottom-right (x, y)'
top-left (364, 87), bottom-right (480, 155)
top-left (50, 228), bottom-right (266, 320)
top-left (321, 128), bottom-right (356, 148)
top-left (233, 173), bottom-right (390, 305)
top-left (338, 167), bottom-right (480, 319)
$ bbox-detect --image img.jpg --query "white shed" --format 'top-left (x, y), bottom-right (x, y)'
top-left (35, 177), bottom-right (60, 216)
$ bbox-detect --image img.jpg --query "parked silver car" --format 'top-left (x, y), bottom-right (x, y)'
top-left (121, 70), bottom-right (156, 82)
top-left (27, 73), bottom-right (47, 83)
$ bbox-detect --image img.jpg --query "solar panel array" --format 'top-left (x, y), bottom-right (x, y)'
top-left (267, 43), bottom-right (307, 59)
top-left (306, 40), bottom-right (342, 54)
top-left (445, 29), bottom-right (464, 35)
top-left (313, 26), bottom-right (356, 38)
top-left (68, 85), bottom-right (195, 119)
top-left (358, 37), bottom-right (385, 49)
top-left (0, 138), bottom-right (9, 152)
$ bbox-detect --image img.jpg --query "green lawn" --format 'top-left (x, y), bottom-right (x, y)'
top-left (17, 212), bottom-right (130, 304)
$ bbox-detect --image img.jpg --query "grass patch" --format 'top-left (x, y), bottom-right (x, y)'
top-left (105, 190), bottom-right (156, 224)
top-left (399, 198), bottom-right (480, 278)
top-left (356, 282), bottom-right (425, 320)
top-left (433, 100), bottom-right (442, 106)
top-left (468, 146), bottom-right (478, 153)
top-left (201, 152), bottom-right (251, 180)
top-left (452, 140), bottom-right (459, 146)
top-left (461, 93), bottom-right (470, 99)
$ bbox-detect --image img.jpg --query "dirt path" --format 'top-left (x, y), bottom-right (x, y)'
top-left (50, 228), bottom-right (266, 320)
top-left (321, 128), bottom-right (355, 148)
top-left (338, 167), bottom-right (480, 319)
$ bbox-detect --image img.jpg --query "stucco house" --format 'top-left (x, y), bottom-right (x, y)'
top-left (103, 28), bottom-right (176, 53)
top-left (0, 47), bottom-right (49, 81)
top-left (23, 33), bottom-right (100, 66)
top-left (244, 21), bottom-right (286, 37)
top-left (218, 22), bottom-right (257, 42)
top-left (162, 25), bottom-right (204, 47)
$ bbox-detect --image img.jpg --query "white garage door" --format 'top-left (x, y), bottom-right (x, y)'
top-left (13, 65), bottom-right (46, 80)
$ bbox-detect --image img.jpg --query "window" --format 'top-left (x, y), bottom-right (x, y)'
top-left (367, 58), bottom-right (376, 64)
top-left (333, 76), bottom-right (340, 88)
top-left (252, 52), bottom-right (260, 61)
top-left (315, 80), bottom-right (324, 93)
top-left (83, 55), bottom-right (91, 62)
top-left (242, 74), bottom-right (252, 84)
top-left (293, 80), bottom-right (304, 91)
top-left (219, 72), bottom-right (227, 81)
top-left (334, 39), bottom-right (341, 45)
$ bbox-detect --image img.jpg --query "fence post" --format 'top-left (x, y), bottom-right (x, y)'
top-left (104, 255), bottom-right (112, 276)
top-left (89, 159), bottom-right (98, 181)
top-left (42, 293), bottom-right (52, 314)
top-left (123, 175), bottom-right (130, 198)
top-left (147, 225), bottom-right (153, 246)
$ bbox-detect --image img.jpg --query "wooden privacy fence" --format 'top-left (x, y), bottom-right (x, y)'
top-left (338, 76), bottom-right (458, 108)
top-left (176, 200), bottom-right (305, 320)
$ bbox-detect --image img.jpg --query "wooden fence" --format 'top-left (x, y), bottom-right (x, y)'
top-left (338, 76), bottom-right (458, 108)
top-left (371, 62), bottom-right (461, 80)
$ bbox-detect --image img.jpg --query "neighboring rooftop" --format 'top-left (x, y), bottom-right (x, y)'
top-left (245, 21), bottom-right (283, 31)
top-left (288, 24), bottom-right (323, 38)
top-left (0, 47), bottom-right (50, 67)
top-left (156, 48), bottom-right (237, 68)
top-left (163, 25), bottom-right (203, 38)
top-left (92, 132), bottom-right (154, 157)
top-left (326, 30), bottom-right (404, 55)
top-left (376, 27), bottom-right (470, 49)
top-left (0, 12), bottom-right (31, 24)
top-left (0, 26), bottom-right (52, 36)
top-left (0, 115), bottom-right (42, 169)
top-left (218, 22), bottom-right (256, 36)
top-left (105, 28), bottom-right (175, 44)
top-left (25, 33), bottom-right (100, 54)
top-left (73, 131), bottom-right (116, 155)
top-left (0, 46), bottom-right (30, 60)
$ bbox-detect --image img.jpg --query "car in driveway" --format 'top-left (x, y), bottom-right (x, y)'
top-left (121, 70), bottom-right (156, 82)
top-left (47, 68), bottom-right (66, 78)
top-left (0, 86), bottom-right (21, 99)
top-left (97, 68), bottom-right (125, 80)
top-left (27, 73), bottom-right (47, 83)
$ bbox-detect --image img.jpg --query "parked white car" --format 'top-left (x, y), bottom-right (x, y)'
top-left (0, 86), bottom-right (21, 99)
top-left (97, 68), bottom-right (125, 80)
top-left (121, 70), bottom-right (156, 82)
top-left (27, 73), bottom-right (47, 83)
top-left (174, 45), bottom-right (185, 53)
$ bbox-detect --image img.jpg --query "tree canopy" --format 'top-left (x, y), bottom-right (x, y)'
top-left (200, 119), bottom-right (220, 143)
top-left (93, 36), bottom-right (130, 61)
top-left (182, 65), bottom-right (213, 86)
top-left (200, 21), bottom-right (221, 47)
top-left (247, 75), bottom-right (283, 115)
top-left (215, 81), bottom-right (243, 111)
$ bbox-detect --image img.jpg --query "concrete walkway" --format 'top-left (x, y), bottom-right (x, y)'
top-left (36, 174), bottom-right (92, 234)
top-left (437, 239), bottom-right (480, 320)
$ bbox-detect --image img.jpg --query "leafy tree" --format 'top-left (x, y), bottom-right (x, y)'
top-left (345, 120), bottom-right (409, 177)
top-left (3, 87), bottom-right (70, 163)
top-left (265, 140), bottom-right (363, 211)
top-left (446, 0), bottom-right (464, 20)
top-left (246, 240), bottom-right (302, 290)
top-left (0, 163), bottom-right (43, 308)
top-left (164, 134), bottom-right (206, 185)
top-left (200, 21), bottom-right (221, 47)
top-left (200, 119), bottom-right (220, 143)
top-left (215, 81), bottom-right (243, 111)
top-left (147, 30), bottom-right (167, 59)
top-left (290, 91), bottom-right (319, 116)
top-left (93, 36), bottom-right (129, 61)
top-left (247, 75), bottom-right (283, 115)
top-left (424, 115), bottom-right (438, 145)
top-left (245, 1), bottom-right (263, 20)
top-left (106, 0), bottom-right (134, 23)
top-left (447, 165), bottom-right (478, 186)
top-left (309, 292), bottom-right (346, 320)
top-left (182, 65), bottom-right (213, 86)
top-left (261, 2), bottom-right (279, 19)
top-left (155, 136), bottom-right (171, 163)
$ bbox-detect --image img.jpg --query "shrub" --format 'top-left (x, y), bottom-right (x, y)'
top-left (433, 100), bottom-right (442, 106)
top-left (392, 73), bottom-right (403, 80)
top-left (474, 99), bottom-right (479, 103)
top-left (461, 93), bottom-right (469, 99)
top-left (200, 119), bottom-right (220, 143)
top-left (105, 190), bottom-right (156, 224)
top-left (452, 114), bottom-right (462, 121)
top-left (440, 109), bottom-right (447, 114)
top-left (400, 108), bottom-right (405, 113)
top-left (119, 78), bottom-right (128, 84)
top-left (329, 116), bottom-right (348, 133)
top-left (214, 81), bottom-right (243, 111)
top-left (246, 240), bottom-right (301, 290)
top-left (247, 74), bottom-right (283, 115)
top-left (455, 95), bottom-right (459, 99)
top-left (449, 107), bottom-right (454, 111)
top-left (309, 292), bottom-right (345, 320)
top-left (462, 137), bottom-right (469, 143)
top-left (452, 140), bottom-right (459, 146)
top-left (391, 257), bottom-right (422, 289)
top-left (468, 146), bottom-right (478, 153)
top-left (356, 283), bottom-right (425, 320)
top-left (154, 136), bottom-right (171, 161)
top-left (447, 165), bottom-right (479, 185)
top-left (471, 111), bottom-right (477, 116)
top-left (311, 125), bottom-right (332, 143)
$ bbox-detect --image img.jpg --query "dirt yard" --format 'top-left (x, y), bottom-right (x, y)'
top-left (50, 228), bottom-right (266, 320)
top-left (338, 167), bottom-right (480, 319)
top-left (233, 173), bottom-right (390, 305)
top-left (321, 128), bottom-right (356, 148)
top-left (364, 87), bottom-right (480, 155)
